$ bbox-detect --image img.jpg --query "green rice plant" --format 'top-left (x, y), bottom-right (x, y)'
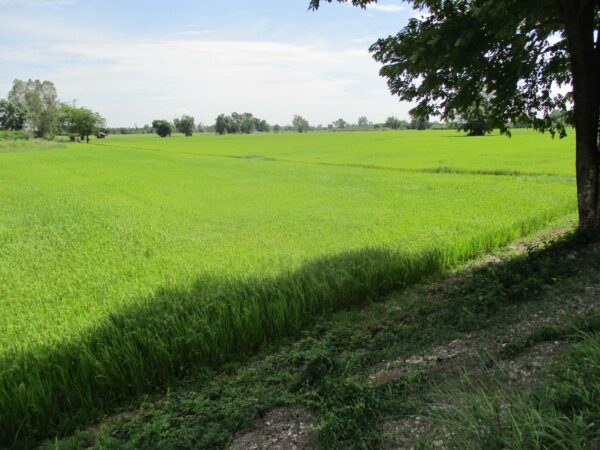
top-left (96, 128), bottom-right (575, 177)
top-left (0, 130), bottom-right (577, 446)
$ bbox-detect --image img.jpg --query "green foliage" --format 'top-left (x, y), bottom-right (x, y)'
top-left (409, 111), bottom-right (430, 130)
top-left (0, 130), bottom-right (31, 140)
top-left (384, 116), bottom-right (406, 130)
top-left (37, 229), bottom-right (600, 449)
top-left (174, 115), bottom-right (195, 136)
top-left (455, 97), bottom-right (495, 136)
top-left (0, 99), bottom-right (26, 131)
top-left (0, 131), bottom-right (577, 446)
top-left (151, 119), bottom-right (173, 137)
top-left (59, 103), bottom-right (105, 140)
top-left (215, 113), bottom-right (229, 135)
top-left (8, 79), bottom-right (59, 138)
top-left (292, 115), bottom-right (309, 133)
top-left (333, 118), bottom-right (347, 129)
top-left (437, 331), bottom-right (600, 449)
top-left (214, 112), bottom-right (270, 135)
top-left (312, 0), bottom-right (580, 135)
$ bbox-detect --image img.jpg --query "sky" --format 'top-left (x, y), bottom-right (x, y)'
top-left (0, 0), bottom-right (423, 127)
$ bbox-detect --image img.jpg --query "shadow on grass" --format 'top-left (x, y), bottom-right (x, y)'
top-left (0, 222), bottom-right (582, 449)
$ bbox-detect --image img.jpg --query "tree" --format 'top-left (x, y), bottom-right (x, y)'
top-left (215, 114), bottom-right (228, 135)
top-left (214, 113), bottom-right (269, 135)
top-left (457, 103), bottom-right (494, 136)
top-left (0, 99), bottom-right (26, 131)
top-left (384, 116), bottom-right (404, 130)
top-left (152, 120), bottom-right (172, 138)
top-left (310, 0), bottom-right (600, 240)
top-left (409, 112), bottom-right (430, 131)
top-left (292, 115), bottom-right (310, 133)
top-left (333, 118), bottom-right (347, 129)
top-left (174, 115), bottom-right (195, 136)
top-left (240, 113), bottom-right (255, 134)
top-left (357, 116), bottom-right (370, 128)
top-left (254, 118), bottom-right (271, 132)
top-left (8, 79), bottom-right (59, 138)
top-left (229, 112), bottom-right (242, 134)
top-left (273, 124), bottom-right (281, 133)
top-left (59, 103), bottom-right (105, 141)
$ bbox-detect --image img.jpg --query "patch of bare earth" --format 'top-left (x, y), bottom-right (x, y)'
top-left (382, 415), bottom-right (435, 449)
top-left (375, 236), bottom-right (600, 448)
top-left (228, 405), bottom-right (318, 450)
top-left (500, 340), bottom-right (569, 387)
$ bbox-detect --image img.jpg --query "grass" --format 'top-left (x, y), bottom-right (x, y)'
top-left (0, 129), bottom-right (577, 447)
top-left (95, 129), bottom-right (576, 176)
top-left (0, 137), bottom-right (65, 152)
top-left (42, 232), bottom-right (600, 449)
top-left (436, 331), bottom-right (600, 449)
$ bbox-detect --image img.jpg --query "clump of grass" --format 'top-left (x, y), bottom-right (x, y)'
top-left (0, 130), bottom-right (32, 140)
top-left (434, 331), bottom-right (600, 449)
top-left (0, 137), bottom-right (65, 152)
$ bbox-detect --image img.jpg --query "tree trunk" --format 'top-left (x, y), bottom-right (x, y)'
top-left (562, 0), bottom-right (600, 241)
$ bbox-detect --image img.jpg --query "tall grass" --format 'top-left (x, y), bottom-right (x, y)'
top-left (434, 330), bottom-right (600, 449)
top-left (0, 215), bottom-right (573, 447)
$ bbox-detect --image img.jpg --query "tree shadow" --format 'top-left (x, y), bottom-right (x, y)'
top-left (0, 229), bottom-right (585, 448)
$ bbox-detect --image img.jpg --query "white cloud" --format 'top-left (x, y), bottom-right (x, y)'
top-left (0, 13), bottom-right (412, 126)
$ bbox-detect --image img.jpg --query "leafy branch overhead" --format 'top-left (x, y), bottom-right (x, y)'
top-left (311, 0), bottom-right (580, 136)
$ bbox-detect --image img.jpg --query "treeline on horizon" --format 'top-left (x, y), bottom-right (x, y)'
top-left (1, 78), bottom-right (537, 141)
top-left (95, 109), bottom-right (536, 138)
top-left (0, 79), bottom-right (106, 142)
top-left (113, 114), bottom-right (471, 137)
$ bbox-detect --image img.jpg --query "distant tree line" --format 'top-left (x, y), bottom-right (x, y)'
top-left (2, 79), bottom-right (531, 141)
top-left (214, 112), bottom-right (271, 135)
top-left (0, 79), bottom-right (105, 141)
top-left (148, 115), bottom-right (207, 138)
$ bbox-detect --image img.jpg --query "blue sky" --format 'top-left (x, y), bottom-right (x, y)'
top-left (0, 0), bottom-right (422, 126)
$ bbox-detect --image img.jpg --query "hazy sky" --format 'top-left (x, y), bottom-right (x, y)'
top-left (0, 0), bottom-right (422, 127)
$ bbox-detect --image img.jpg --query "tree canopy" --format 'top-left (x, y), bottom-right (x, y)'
top-left (214, 112), bottom-right (270, 135)
top-left (59, 103), bottom-right (105, 140)
top-left (152, 120), bottom-right (173, 138)
top-left (8, 79), bottom-right (59, 138)
top-left (333, 118), bottom-right (348, 129)
top-left (174, 115), bottom-right (195, 136)
top-left (310, 0), bottom-right (600, 240)
top-left (0, 99), bottom-right (26, 131)
top-left (457, 101), bottom-right (494, 136)
top-left (292, 115), bottom-right (310, 133)
top-left (384, 116), bottom-right (405, 130)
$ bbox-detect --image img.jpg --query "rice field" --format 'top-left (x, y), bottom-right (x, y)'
top-left (0, 129), bottom-right (576, 446)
